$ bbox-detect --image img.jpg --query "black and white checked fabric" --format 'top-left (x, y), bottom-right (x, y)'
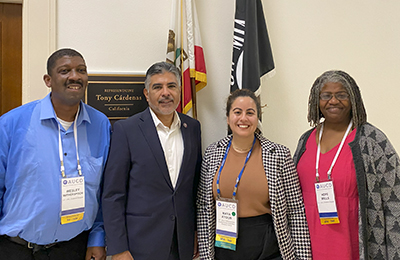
top-left (197, 133), bottom-right (312, 260)
top-left (294, 123), bottom-right (400, 260)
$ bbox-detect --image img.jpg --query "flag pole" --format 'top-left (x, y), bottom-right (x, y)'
top-left (191, 77), bottom-right (197, 119)
top-left (168, 0), bottom-right (206, 117)
top-left (180, 0), bottom-right (185, 113)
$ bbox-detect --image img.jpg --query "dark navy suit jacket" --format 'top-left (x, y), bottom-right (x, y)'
top-left (102, 108), bottom-right (202, 260)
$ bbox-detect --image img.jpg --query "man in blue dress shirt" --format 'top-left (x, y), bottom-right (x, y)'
top-left (0, 48), bottom-right (111, 260)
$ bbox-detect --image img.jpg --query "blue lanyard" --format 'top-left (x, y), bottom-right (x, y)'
top-left (216, 136), bottom-right (256, 200)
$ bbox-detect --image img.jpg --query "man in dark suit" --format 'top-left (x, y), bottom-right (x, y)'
top-left (102, 62), bottom-right (202, 260)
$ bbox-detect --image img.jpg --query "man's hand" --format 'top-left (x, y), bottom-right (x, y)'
top-left (112, 250), bottom-right (134, 260)
top-left (85, 246), bottom-right (106, 260)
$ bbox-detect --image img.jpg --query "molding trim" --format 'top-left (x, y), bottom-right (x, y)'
top-left (0, 1), bottom-right (23, 3)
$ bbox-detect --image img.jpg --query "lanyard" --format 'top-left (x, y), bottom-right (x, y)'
top-left (58, 106), bottom-right (82, 178)
top-left (216, 136), bottom-right (256, 200)
top-left (316, 121), bottom-right (352, 182)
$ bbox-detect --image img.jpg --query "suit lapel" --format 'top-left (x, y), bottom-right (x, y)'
top-left (175, 114), bottom-right (192, 190)
top-left (138, 108), bottom-right (173, 189)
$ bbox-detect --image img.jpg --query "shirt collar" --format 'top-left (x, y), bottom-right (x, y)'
top-left (39, 93), bottom-right (91, 125)
top-left (149, 107), bottom-right (181, 130)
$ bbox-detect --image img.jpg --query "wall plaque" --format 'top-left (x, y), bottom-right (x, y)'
top-left (85, 75), bottom-right (148, 120)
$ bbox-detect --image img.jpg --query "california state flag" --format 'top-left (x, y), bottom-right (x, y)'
top-left (166, 0), bottom-right (207, 117)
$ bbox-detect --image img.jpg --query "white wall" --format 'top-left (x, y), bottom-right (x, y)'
top-left (50, 0), bottom-right (400, 153)
top-left (21, 0), bottom-right (56, 102)
top-left (262, 0), bottom-right (400, 153)
top-left (57, 0), bottom-right (234, 151)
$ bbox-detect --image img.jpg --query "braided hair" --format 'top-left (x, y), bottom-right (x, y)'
top-left (307, 70), bottom-right (367, 128)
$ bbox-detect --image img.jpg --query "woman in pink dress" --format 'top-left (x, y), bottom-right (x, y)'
top-left (293, 70), bottom-right (400, 260)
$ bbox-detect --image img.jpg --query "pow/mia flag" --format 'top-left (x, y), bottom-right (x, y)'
top-left (230, 0), bottom-right (275, 95)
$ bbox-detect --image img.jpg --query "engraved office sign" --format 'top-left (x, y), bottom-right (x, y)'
top-left (86, 75), bottom-right (148, 120)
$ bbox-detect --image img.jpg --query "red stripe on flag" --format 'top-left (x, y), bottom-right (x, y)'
top-left (182, 68), bottom-right (192, 113)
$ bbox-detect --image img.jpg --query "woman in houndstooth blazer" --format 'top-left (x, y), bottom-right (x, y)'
top-left (197, 89), bottom-right (311, 260)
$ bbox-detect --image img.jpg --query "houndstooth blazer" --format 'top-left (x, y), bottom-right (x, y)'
top-left (197, 133), bottom-right (312, 260)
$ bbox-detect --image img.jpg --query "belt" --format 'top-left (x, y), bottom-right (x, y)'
top-left (5, 235), bottom-right (57, 253)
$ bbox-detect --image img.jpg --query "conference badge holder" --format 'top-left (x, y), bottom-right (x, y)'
top-left (61, 176), bottom-right (85, 224)
top-left (315, 180), bottom-right (339, 225)
top-left (215, 198), bottom-right (238, 251)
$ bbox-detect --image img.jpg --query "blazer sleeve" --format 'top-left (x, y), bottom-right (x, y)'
top-left (197, 146), bottom-right (216, 260)
top-left (102, 121), bottom-right (131, 255)
top-left (281, 148), bottom-right (312, 259)
top-left (193, 120), bottom-right (202, 219)
top-left (366, 125), bottom-right (400, 258)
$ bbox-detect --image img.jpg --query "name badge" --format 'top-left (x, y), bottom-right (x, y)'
top-left (315, 180), bottom-right (339, 225)
top-left (61, 176), bottom-right (85, 224)
top-left (215, 198), bottom-right (238, 251)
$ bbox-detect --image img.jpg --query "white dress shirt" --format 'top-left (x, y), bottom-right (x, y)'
top-left (149, 108), bottom-right (184, 188)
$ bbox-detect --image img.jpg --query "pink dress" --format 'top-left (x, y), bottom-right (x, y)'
top-left (297, 128), bottom-right (359, 260)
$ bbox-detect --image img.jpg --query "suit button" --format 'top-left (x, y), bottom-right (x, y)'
top-left (170, 215), bottom-right (176, 221)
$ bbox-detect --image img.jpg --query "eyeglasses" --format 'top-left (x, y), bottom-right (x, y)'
top-left (320, 92), bottom-right (349, 101)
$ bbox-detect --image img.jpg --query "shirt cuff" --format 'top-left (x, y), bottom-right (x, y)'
top-left (87, 228), bottom-right (105, 247)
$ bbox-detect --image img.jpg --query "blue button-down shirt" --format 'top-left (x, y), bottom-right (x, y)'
top-left (0, 93), bottom-right (111, 247)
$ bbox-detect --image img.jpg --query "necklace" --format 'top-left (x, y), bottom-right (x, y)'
top-left (232, 144), bottom-right (252, 153)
